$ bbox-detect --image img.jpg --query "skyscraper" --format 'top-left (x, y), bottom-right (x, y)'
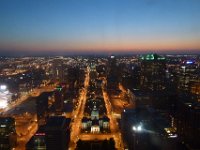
top-left (140, 54), bottom-right (166, 91)
top-left (52, 59), bottom-right (65, 82)
top-left (54, 86), bottom-right (65, 112)
top-left (107, 55), bottom-right (120, 90)
top-left (176, 94), bottom-right (200, 149)
top-left (45, 116), bottom-right (71, 150)
top-left (177, 60), bottom-right (199, 92)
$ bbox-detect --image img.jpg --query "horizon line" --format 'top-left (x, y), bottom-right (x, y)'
top-left (0, 49), bottom-right (199, 57)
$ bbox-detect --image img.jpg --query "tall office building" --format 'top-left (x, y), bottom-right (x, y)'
top-left (45, 116), bottom-right (71, 150)
top-left (0, 117), bottom-right (17, 150)
top-left (52, 59), bottom-right (65, 82)
top-left (177, 60), bottom-right (199, 93)
top-left (107, 55), bottom-right (120, 90)
top-left (140, 54), bottom-right (166, 91)
top-left (54, 86), bottom-right (65, 111)
top-left (67, 67), bottom-right (80, 90)
top-left (176, 94), bottom-right (200, 149)
top-left (36, 92), bottom-right (53, 126)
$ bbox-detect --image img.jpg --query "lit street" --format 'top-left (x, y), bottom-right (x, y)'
top-left (102, 86), bottom-right (124, 149)
top-left (69, 67), bottom-right (90, 150)
top-left (70, 66), bottom-right (125, 149)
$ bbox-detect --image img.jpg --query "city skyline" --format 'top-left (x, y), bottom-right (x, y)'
top-left (0, 54), bottom-right (199, 149)
top-left (0, 0), bottom-right (200, 55)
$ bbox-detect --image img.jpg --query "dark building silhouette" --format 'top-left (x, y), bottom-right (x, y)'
top-left (54, 85), bottom-right (67, 112)
top-left (45, 116), bottom-right (71, 150)
top-left (67, 67), bottom-right (83, 90)
top-left (96, 64), bottom-right (107, 78)
top-left (76, 139), bottom-right (115, 150)
top-left (176, 94), bottom-right (200, 149)
top-left (121, 107), bottom-right (177, 150)
top-left (107, 55), bottom-right (120, 90)
top-left (36, 92), bottom-right (53, 126)
top-left (121, 64), bottom-right (141, 90)
top-left (0, 117), bottom-right (17, 150)
top-left (140, 54), bottom-right (166, 91)
top-left (52, 59), bottom-right (65, 82)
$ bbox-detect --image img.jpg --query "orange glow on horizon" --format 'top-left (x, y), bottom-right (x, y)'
top-left (0, 38), bottom-right (200, 52)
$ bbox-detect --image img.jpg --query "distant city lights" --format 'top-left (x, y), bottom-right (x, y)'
top-left (185, 60), bottom-right (194, 64)
top-left (110, 55), bottom-right (115, 59)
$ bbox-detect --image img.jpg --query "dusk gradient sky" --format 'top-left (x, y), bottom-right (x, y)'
top-left (0, 0), bottom-right (200, 54)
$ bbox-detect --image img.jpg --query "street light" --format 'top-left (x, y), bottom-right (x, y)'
top-left (0, 85), bottom-right (7, 91)
top-left (132, 123), bottom-right (142, 150)
top-left (132, 124), bottom-right (142, 132)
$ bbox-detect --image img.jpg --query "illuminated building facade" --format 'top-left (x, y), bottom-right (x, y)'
top-left (81, 105), bottom-right (110, 133)
top-left (177, 60), bottom-right (199, 93)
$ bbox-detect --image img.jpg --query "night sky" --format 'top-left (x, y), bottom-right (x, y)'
top-left (0, 0), bottom-right (200, 55)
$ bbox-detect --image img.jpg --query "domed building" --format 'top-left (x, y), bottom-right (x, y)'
top-left (81, 104), bottom-right (110, 133)
top-left (91, 105), bottom-right (99, 120)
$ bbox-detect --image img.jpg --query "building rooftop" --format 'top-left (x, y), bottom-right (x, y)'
top-left (35, 125), bottom-right (46, 136)
top-left (92, 119), bottom-right (99, 126)
top-left (45, 116), bottom-right (71, 129)
top-left (0, 117), bottom-right (15, 125)
top-left (102, 116), bottom-right (110, 122)
top-left (82, 117), bottom-right (89, 122)
top-left (141, 54), bottom-right (165, 61)
top-left (0, 117), bottom-right (15, 135)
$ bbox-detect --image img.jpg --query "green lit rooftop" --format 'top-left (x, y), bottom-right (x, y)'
top-left (140, 54), bottom-right (166, 61)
